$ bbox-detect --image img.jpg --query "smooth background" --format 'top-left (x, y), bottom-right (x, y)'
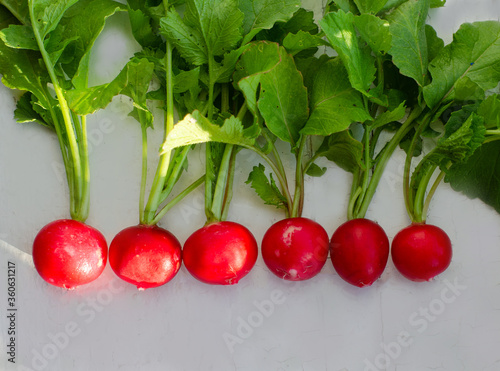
top-left (1, 1), bottom-right (500, 370)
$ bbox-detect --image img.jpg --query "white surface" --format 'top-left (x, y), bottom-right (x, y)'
top-left (1, 1), bottom-right (500, 371)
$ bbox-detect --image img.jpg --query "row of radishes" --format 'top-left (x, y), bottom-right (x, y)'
top-left (2, 0), bottom-right (497, 293)
top-left (32, 210), bottom-right (452, 290)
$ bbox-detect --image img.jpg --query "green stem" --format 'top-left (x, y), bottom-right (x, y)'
top-left (413, 163), bottom-right (437, 223)
top-left (291, 136), bottom-right (307, 218)
top-left (79, 116), bottom-right (90, 221)
top-left (203, 55), bottom-right (218, 220)
top-left (262, 130), bottom-right (291, 207)
top-left (242, 144), bottom-right (293, 217)
top-left (29, 1), bottom-right (84, 221)
top-left (209, 144), bottom-right (235, 222)
top-left (164, 147), bottom-right (181, 189)
top-left (403, 110), bottom-right (434, 221)
top-left (205, 144), bottom-right (214, 220)
top-left (221, 148), bottom-right (238, 221)
top-left (484, 135), bottom-right (500, 144)
top-left (45, 95), bottom-right (76, 216)
top-left (217, 100), bottom-right (246, 221)
top-left (150, 176), bottom-right (204, 226)
top-left (354, 106), bottom-right (423, 219)
top-left (143, 36), bottom-right (174, 224)
top-left (347, 167), bottom-right (363, 220)
top-left (159, 146), bottom-right (191, 203)
top-left (303, 152), bottom-right (321, 175)
top-left (348, 186), bottom-right (362, 221)
top-left (353, 126), bottom-right (372, 217)
top-left (421, 169), bottom-right (445, 223)
top-left (369, 127), bottom-right (384, 160)
top-left (139, 123), bottom-right (148, 224)
top-left (486, 129), bottom-right (500, 136)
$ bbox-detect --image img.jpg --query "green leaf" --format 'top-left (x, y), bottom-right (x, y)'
top-left (239, 0), bottom-right (300, 44)
top-left (281, 7), bottom-right (318, 35)
top-left (370, 101), bottom-right (406, 130)
top-left (425, 24), bottom-right (444, 62)
top-left (423, 21), bottom-right (500, 109)
top-left (0, 24), bottom-right (37, 49)
top-left (445, 141), bottom-right (500, 214)
top-left (161, 111), bottom-right (259, 152)
top-left (30, 0), bottom-right (80, 39)
top-left (54, 0), bottom-right (126, 87)
top-left (44, 25), bottom-right (78, 65)
top-left (302, 58), bottom-right (372, 136)
top-left (257, 46), bottom-right (309, 148)
top-left (173, 67), bottom-right (200, 94)
top-left (478, 94), bottom-right (500, 129)
top-left (388, 0), bottom-right (430, 87)
top-left (66, 59), bottom-right (155, 128)
top-left (329, 0), bottom-right (358, 13)
top-left (441, 103), bottom-right (478, 137)
top-left (121, 60), bottom-right (155, 128)
top-left (128, 7), bottom-right (161, 48)
top-left (212, 45), bottom-right (249, 83)
top-left (0, 36), bottom-right (50, 108)
top-left (127, 0), bottom-right (167, 31)
top-left (127, 0), bottom-right (163, 31)
top-left (13, 92), bottom-right (52, 128)
top-left (399, 127), bottom-right (423, 157)
top-left (353, 0), bottom-right (388, 14)
top-left (295, 54), bottom-right (330, 93)
top-left (184, 0), bottom-right (244, 57)
top-left (0, 0), bottom-right (30, 25)
top-left (160, 9), bottom-right (207, 66)
top-left (305, 162), bottom-right (327, 177)
top-left (353, 14), bottom-right (391, 55)
top-left (430, 0), bottom-right (445, 8)
top-left (65, 66), bottom-right (128, 115)
top-left (245, 163), bottom-right (288, 209)
top-left (283, 30), bottom-right (329, 55)
top-left (252, 7), bottom-right (317, 45)
top-left (383, 59), bottom-right (420, 106)
top-left (234, 41), bottom-right (281, 82)
top-left (380, 0), bottom-right (405, 12)
top-left (425, 112), bottom-right (486, 170)
top-left (14, 93), bottom-right (40, 123)
top-left (317, 130), bottom-right (364, 173)
top-left (234, 41), bottom-right (282, 116)
top-left (320, 10), bottom-right (377, 95)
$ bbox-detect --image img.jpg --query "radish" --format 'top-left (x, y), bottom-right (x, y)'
top-left (161, 41), bottom-right (333, 282)
top-left (82, 5), bottom-right (204, 289)
top-left (109, 225), bottom-right (181, 289)
top-left (317, 0), bottom-right (497, 287)
top-left (261, 218), bottom-right (329, 281)
top-left (0, 1), bottom-right (126, 288)
top-left (330, 219), bottom-right (389, 287)
top-left (183, 222), bottom-right (258, 285)
top-left (391, 224), bottom-right (452, 282)
top-left (393, 111), bottom-right (487, 282)
top-left (32, 220), bottom-right (107, 290)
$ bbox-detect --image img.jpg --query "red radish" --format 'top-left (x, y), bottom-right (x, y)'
top-left (183, 221), bottom-right (258, 285)
top-left (109, 225), bottom-right (182, 289)
top-left (32, 219), bottom-right (107, 289)
top-left (330, 218), bottom-right (389, 287)
top-left (391, 223), bottom-right (452, 282)
top-left (261, 217), bottom-right (329, 281)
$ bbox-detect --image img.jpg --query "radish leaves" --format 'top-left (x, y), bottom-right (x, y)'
top-left (423, 21), bottom-right (500, 108)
